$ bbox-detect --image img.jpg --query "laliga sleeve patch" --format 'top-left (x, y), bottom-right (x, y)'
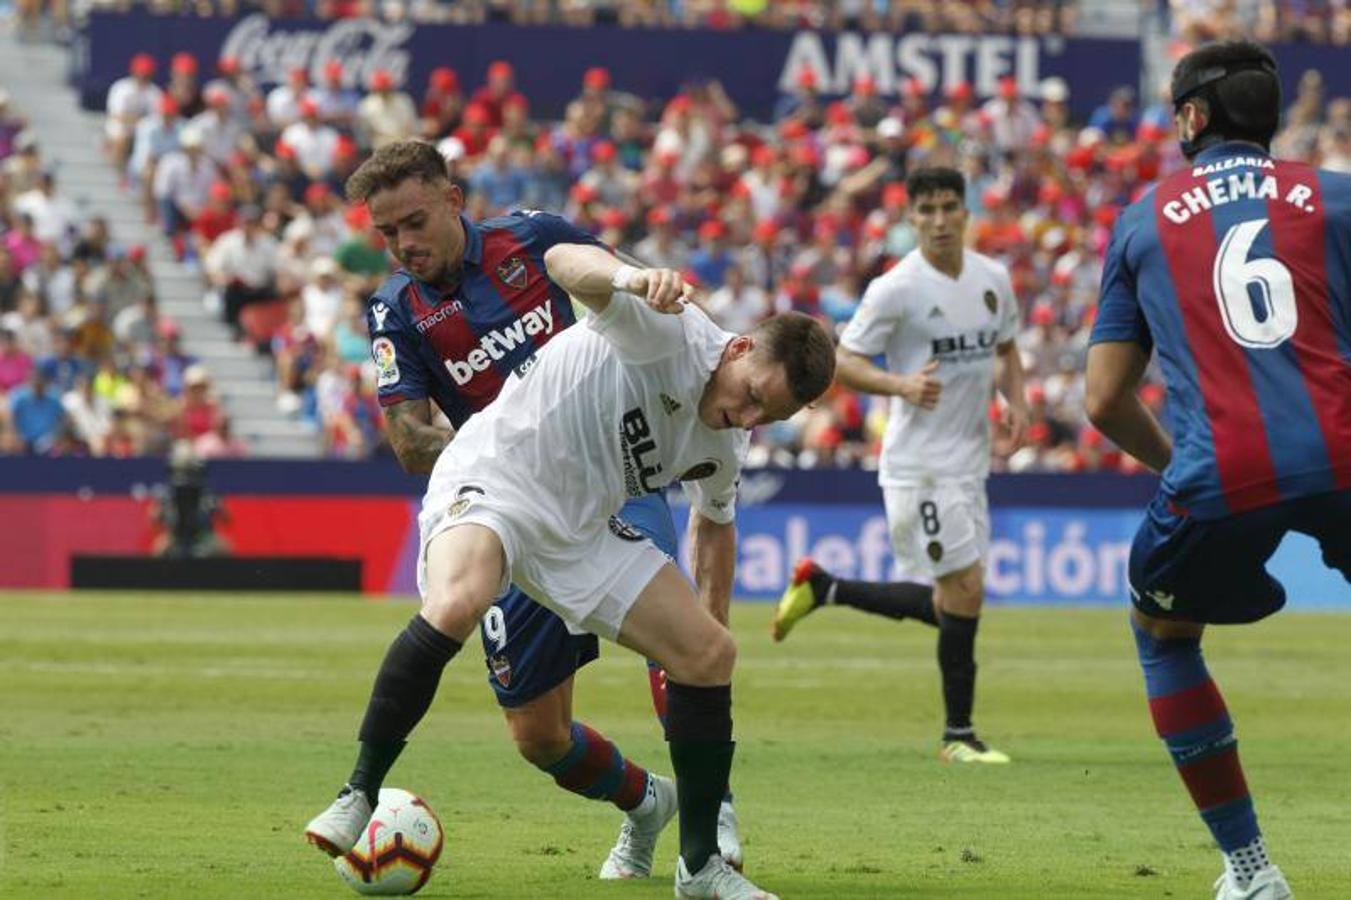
top-left (608, 516), bottom-right (646, 542)
top-left (372, 336), bottom-right (400, 387)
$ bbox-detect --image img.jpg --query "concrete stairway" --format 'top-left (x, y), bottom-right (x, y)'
top-left (0, 36), bottom-right (321, 457)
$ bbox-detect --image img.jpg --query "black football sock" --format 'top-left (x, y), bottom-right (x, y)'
top-left (348, 614), bottom-right (461, 801)
top-left (664, 681), bottom-right (734, 875)
top-left (937, 611), bottom-right (979, 740)
top-left (832, 579), bottom-right (939, 626)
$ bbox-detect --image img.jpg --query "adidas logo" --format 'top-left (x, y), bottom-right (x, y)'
top-left (928, 306), bottom-right (944, 319)
top-left (660, 393), bottom-right (682, 415)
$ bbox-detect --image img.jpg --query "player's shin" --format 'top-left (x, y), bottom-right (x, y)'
top-left (544, 721), bottom-right (650, 812)
top-left (348, 614), bottom-right (463, 802)
top-left (1132, 620), bottom-right (1268, 887)
top-left (664, 681), bottom-right (735, 875)
top-left (937, 610), bottom-right (979, 739)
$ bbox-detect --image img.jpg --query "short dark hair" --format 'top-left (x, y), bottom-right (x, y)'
top-left (1171, 40), bottom-right (1281, 149)
top-left (345, 140), bottom-right (449, 204)
top-left (905, 167), bottom-right (966, 204)
top-left (752, 313), bottom-right (836, 406)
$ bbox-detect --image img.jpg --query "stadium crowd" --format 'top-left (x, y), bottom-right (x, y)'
top-left (2, 10), bottom-right (1348, 467)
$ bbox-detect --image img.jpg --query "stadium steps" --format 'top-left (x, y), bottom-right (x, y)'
top-left (0, 36), bottom-right (322, 458)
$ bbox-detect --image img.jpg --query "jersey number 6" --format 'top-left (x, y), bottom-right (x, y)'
top-left (1212, 218), bottom-right (1298, 349)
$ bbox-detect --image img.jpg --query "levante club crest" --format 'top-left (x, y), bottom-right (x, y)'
top-left (497, 255), bottom-right (529, 289)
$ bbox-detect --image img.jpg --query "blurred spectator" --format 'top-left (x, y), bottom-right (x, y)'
top-left (167, 52), bottom-right (204, 120)
top-left (333, 204), bottom-right (390, 278)
top-left (281, 97), bottom-right (342, 180)
top-left (357, 70), bottom-right (418, 150)
top-left (470, 60), bottom-right (528, 128)
top-left (0, 90), bottom-right (25, 160)
top-left (703, 262), bottom-right (768, 333)
top-left (1088, 86), bottom-right (1140, 144)
top-left (8, 370), bottom-right (67, 452)
top-left (152, 126), bottom-right (217, 246)
top-left (105, 53), bottom-right (161, 171)
top-left (311, 60), bottom-right (361, 132)
top-left (174, 364), bottom-right (225, 441)
top-left (266, 67), bottom-right (311, 131)
top-left (62, 374), bottom-right (113, 454)
top-left (204, 205), bottom-right (279, 333)
top-left (129, 94), bottom-right (183, 219)
top-left (420, 67), bottom-right (464, 139)
top-left (301, 257), bottom-right (345, 340)
top-left (469, 135), bottom-right (530, 212)
top-left (189, 87), bottom-right (246, 166)
top-left (0, 326), bottom-right (34, 391)
top-left (14, 170), bottom-right (76, 245)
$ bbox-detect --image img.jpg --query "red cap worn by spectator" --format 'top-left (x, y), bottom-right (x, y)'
top-left (305, 182), bottom-right (331, 205)
top-left (502, 94), bottom-right (528, 115)
top-left (570, 182), bottom-right (598, 205)
top-left (430, 67), bottom-right (458, 91)
top-left (463, 103), bottom-right (491, 126)
top-left (159, 95), bottom-right (180, 116)
top-left (946, 81), bottom-right (973, 102)
top-left (205, 87), bottom-right (230, 108)
top-left (335, 135), bottom-right (357, 159)
top-left (130, 53), bottom-right (156, 77)
top-left (1065, 144), bottom-right (1096, 171)
top-left (584, 67), bottom-right (610, 90)
top-left (666, 94), bottom-right (692, 116)
top-left (369, 70), bottom-right (395, 92)
top-left (863, 219), bottom-right (886, 240)
top-left (289, 66), bottom-right (308, 85)
top-left (171, 53), bottom-right (198, 76)
top-left (853, 75), bottom-right (875, 97)
top-left (157, 318), bottom-right (181, 339)
top-left (825, 101), bottom-right (853, 126)
top-left (1093, 205), bottom-right (1120, 229)
top-left (646, 206), bottom-right (673, 226)
top-left (1031, 303), bottom-right (1056, 327)
top-left (487, 60), bottom-right (513, 82)
top-left (598, 208), bottom-right (627, 230)
top-left (592, 141), bottom-right (617, 163)
top-left (998, 77), bottom-right (1019, 100)
top-left (882, 182), bottom-right (908, 210)
top-left (298, 96), bottom-right (320, 118)
top-left (790, 144), bottom-right (820, 168)
top-left (1080, 426), bottom-right (1104, 449)
top-left (218, 55), bottom-right (240, 76)
top-left (1038, 181), bottom-right (1064, 206)
top-left (209, 181), bottom-right (232, 203)
top-left (1027, 383), bottom-right (1047, 405)
top-left (981, 186), bottom-right (1008, 209)
top-left (128, 244), bottom-right (147, 263)
top-left (345, 203), bottom-right (371, 230)
top-left (902, 77), bottom-right (926, 99)
top-left (1137, 121), bottom-right (1168, 144)
top-left (779, 118), bottom-right (809, 141)
top-left (323, 60), bottom-right (343, 84)
top-left (1027, 422), bottom-right (1051, 446)
top-left (274, 140), bottom-right (297, 161)
top-left (796, 68), bottom-right (818, 90)
top-left (698, 219), bottom-right (726, 241)
top-left (753, 219), bottom-right (779, 242)
top-left (751, 144), bottom-right (776, 167)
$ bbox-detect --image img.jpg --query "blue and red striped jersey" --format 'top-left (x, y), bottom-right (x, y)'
top-left (366, 210), bottom-right (603, 428)
top-left (1092, 142), bottom-right (1351, 518)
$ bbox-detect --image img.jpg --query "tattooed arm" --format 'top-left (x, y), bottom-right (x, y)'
top-left (383, 398), bottom-right (455, 474)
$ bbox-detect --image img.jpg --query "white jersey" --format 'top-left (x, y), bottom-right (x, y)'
top-left (840, 248), bottom-right (1018, 486)
top-left (426, 292), bottom-right (749, 539)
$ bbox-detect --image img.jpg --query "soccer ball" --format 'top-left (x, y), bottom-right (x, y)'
top-left (333, 788), bottom-right (444, 896)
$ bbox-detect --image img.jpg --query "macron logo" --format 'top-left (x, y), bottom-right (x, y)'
top-left (445, 302), bottom-right (555, 386)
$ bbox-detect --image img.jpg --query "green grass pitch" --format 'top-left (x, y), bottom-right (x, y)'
top-left (2, 591), bottom-right (1349, 898)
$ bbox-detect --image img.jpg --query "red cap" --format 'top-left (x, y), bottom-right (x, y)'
top-left (487, 60), bottom-right (513, 82)
top-left (1080, 426), bottom-right (1104, 449)
top-left (159, 94), bottom-right (180, 116)
top-left (698, 219), bottom-right (726, 241)
top-left (825, 101), bottom-right (853, 126)
top-left (289, 66), bottom-right (308, 84)
top-left (1027, 422), bottom-right (1051, 445)
top-left (1031, 303), bottom-right (1056, 327)
top-left (130, 53), bottom-right (156, 77)
top-left (1027, 383), bottom-right (1047, 405)
top-left (205, 86), bottom-right (230, 108)
top-left (779, 118), bottom-right (809, 141)
top-left (646, 206), bottom-right (673, 226)
top-left (584, 66), bottom-right (610, 90)
top-left (502, 93), bottom-right (529, 114)
top-left (323, 60), bottom-right (343, 83)
top-left (128, 244), bottom-right (146, 263)
top-left (274, 140), bottom-right (296, 161)
top-left (982, 186), bottom-right (1007, 208)
top-left (655, 148), bottom-right (680, 167)
top-left (591, 141), bottom-right (616, 163)
top-left (853, 74), bottom-right (876, 96)
top-left (902, 77), bottom-right (926, 99)
top-left (430, 67), bottom-right (458, 91)
top-left (752, 219), bottom-right (779, 241)
top-left (157, 318), bottom-right (181, 339)
top-left (171, 52), bottom-right (198, 75)
top-left (344, 203), bottom-right (371, 229)
top-left (1137, 121), bottom-right (1168, 143)
top-left (790, 143), bottom-right (820, 168)
top-left (335, 135), bottom-right (357, 159)
top-left (598, 207), bottom-right (627, 229)
top-left (666, 94), bottom-right (692, 115)
top-left (369, 69), bottom-right (394, 92)
top-left (945, 81), bottom-right (973, 102)
top-left (751, 144), bottom-right (776, 167)
top-left (1140, 383), bottom-right (1165, 407)
top-left (998, 76), bottom-right (1019, 100)
top-left (1093, 204), bottom-right (1120, 229)
top-left (463, 103), bottom-right (491, 126)
top-left (795, 68), bottom-right (818, 90)
top-left (570, 182), bottom-right (598, 204)
top-left (209, 181), bottom-right (232, 202)
top-left (882, 182), bottom-right (908, 210)
top-left (298, 96), bottom-right (319, 118)
top-left (1065, 145), bottom-right (1095, 171)
top-left (1038, 181), bottom-right (1063, 206)
top-left (304, 181), bottom-right (331, 204)
top-left (218, 55), bottom-right (240, 76)
top-left (728, 179), bottom-right (750, 199)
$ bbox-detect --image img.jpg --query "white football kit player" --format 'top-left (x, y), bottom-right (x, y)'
top-left (417, 292), bottom-right (749, 639)
top-left (840, 248), bottom-right (1019, 578)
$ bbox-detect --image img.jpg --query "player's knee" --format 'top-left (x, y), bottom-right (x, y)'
top-left (673, 624), bottom-right (736, 685)
top-left (421, 582), bottom-right (495, 642)
top-left (514, 730), bottom-right (573, 769)
top-left (937, 564), bottom-right (984, 614)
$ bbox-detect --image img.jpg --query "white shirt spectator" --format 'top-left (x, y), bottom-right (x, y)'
top-left (152, 148), bottom-right (218, 220)
top-left (266, 84), bottom-right (309, 129)
top-left (204, 227), bottom-right (279, 290)
top-left (302, 269), bottom-right (345, 339)
top-left (357, 92), bottom-right (418, 149)
top-left (13, 188), bottom-right (77, 245)
top-left (280, 120), bottom-right (341, 177)
top-left (283, 210), bottom-right (345, 259)
top-left (980, 97), bottom-right (1041, 153)
top-left (704, 280), bottom-right (769, 334)
top-left (128, 112), bottom-right (181, 183)
top-left (187, 110), bottom-right (245, 166)
top-left (105, 77), bottom-right (163, 140)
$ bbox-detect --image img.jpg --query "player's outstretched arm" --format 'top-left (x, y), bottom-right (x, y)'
top-left (543, 243), bottom-right (688, 316)
top-left (688, 509), bottom-right (736, 627)
top-left (1085, 341), bottom-right (1171, 473)
top-left (836, 347), bottom-right (941, 409)
top-left (382, 397), bottom-right (455, 474)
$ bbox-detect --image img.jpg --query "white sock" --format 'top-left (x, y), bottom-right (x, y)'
top-left (1224, 835), bottom-right (1271, 889)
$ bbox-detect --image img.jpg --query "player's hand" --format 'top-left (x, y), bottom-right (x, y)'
top-left (898, 359), bottom-right (941, 409)
top-left (626, 267), bottom-right (688, 315)
top-left (1002, 402), bottom-right (1030, 450)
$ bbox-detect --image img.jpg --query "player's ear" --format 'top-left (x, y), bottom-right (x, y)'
top-left (729, 335), bottom-right (755, 358)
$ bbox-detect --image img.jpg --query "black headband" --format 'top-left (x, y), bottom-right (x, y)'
top-left (1172, 57), bottom-right (1277, 108)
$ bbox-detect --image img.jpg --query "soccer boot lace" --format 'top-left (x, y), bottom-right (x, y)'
top-left (939, 737), bottom-right (1012, 764)
top-left (1213, 865), bottom-right (1293, 900)
top-left (304, 786), bottom-right (373, 857)
top-left (599, 774), bottom-right (678, 879)
top-left (772, 558), bottom-right (824, 642)
top-left (718, 799), bottom-right (744, 871)
top-left (675, 854), bottom-right (778, 900)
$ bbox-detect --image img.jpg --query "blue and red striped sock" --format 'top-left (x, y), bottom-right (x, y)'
top-left (1132, 620), bottom-right (1262, 861)
top-left (543, 721), bottom-right (649, 812)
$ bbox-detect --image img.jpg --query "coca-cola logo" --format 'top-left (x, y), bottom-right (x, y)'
top-left (220, 14), bottom-right (413, 88)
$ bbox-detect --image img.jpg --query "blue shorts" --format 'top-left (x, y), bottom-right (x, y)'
top-left (1129, 489), bottom-right (1351, 624)
top-left (478, 492), bottom-right (679, 707)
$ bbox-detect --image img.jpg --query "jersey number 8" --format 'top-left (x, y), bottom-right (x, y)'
top-left (1212, 218), bottom-right (1298, 349)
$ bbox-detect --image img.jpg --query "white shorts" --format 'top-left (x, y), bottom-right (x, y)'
top-left (882, 480), bottom-right (989, 579)
top-left (416, 472), bottom-right (669, 641)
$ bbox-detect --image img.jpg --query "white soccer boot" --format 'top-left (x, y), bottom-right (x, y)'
top-left (718, 799), bottom-right (744, 870)
top-left (674, 854), bottom-right (778, 899)
top-left (599, 774), bottom-right (678, 879)
top-left (1214, 865), bottom-right (1293, 900)
top-left (303, 787), bottom-right (373, 857)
